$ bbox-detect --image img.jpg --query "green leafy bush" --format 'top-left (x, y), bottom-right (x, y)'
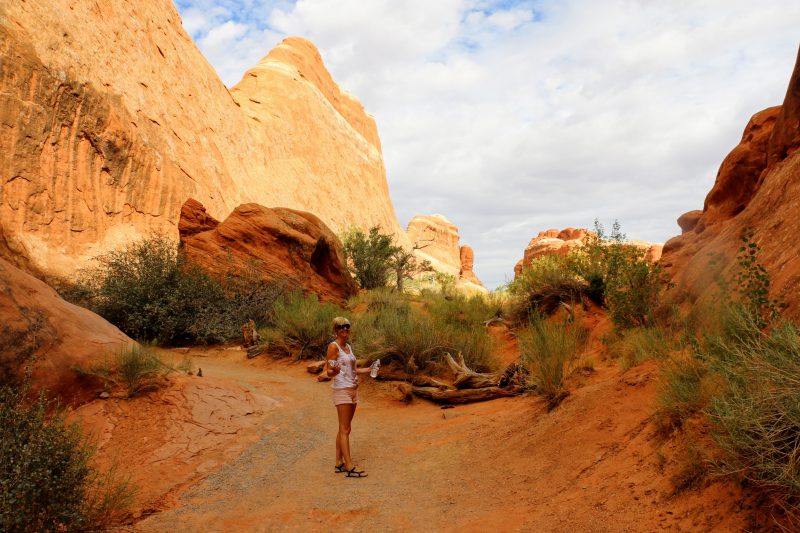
top-left (64, 234), bottom-right (286, 345)
top-left (733, 227), bottom-right (785, 328)
top-left (341, 226), bottom-right (430, 290)
top-left (518, 313), bottom-right (587, 409)
top-left (341, 226), bottom-right (401, 289)
top-left (0, 384), bottom-right (133, 532)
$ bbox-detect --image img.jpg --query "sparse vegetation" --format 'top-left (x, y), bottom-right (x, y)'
top-left (81, 344), bottom-right (174, 398)
top-left (0, 383), bottom-right (134, 532)
top-left (63, 234), bottom-right (286, 345)
top-left (506, 254), bottom-right (586, 324)
top-left (608, 326), bottom-right (673, 369)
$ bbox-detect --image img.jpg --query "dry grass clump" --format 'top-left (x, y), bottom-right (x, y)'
top-left (506, 255), bottom-right (586, 325)
top-left (260, 291), bottom-right (343, 360)
top-left (82, 344), bottom-right (174, 398)
top-left (608, 325), bottom-right (673, 370)
top-left (518, 313), bottom-right (588, 410)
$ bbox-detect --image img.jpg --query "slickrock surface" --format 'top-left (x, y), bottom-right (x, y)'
top-left (0, 256), bottom-right (132, 403)
top-left (0, 1), bottom-right (405, 277)
top-left (662, 46), bottom-right (800, 319)
top-left (178, 199), bottom-right (357, 304)
top-left (406, 214), bottom-right (485, 290)
top-left (515, 228), bottom-right (662, 277)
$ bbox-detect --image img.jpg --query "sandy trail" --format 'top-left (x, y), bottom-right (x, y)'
top-left (109, 346), bottom-right (751, 532)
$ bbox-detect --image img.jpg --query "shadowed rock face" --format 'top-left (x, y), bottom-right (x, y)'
top-left (178, 199), bottom-right (357, 304)
top-left (662, 46), bottom-right (800, 319)
top-left (0, 256), bottom-right (132, 404)
top-left (0, 1), bottom-right (405, 278)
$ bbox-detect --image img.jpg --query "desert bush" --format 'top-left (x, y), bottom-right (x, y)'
top-left (0, 383), bottom-right (133, 532)
top-left (507, 255), bottom-right (587, 325)
top-left (0, 308), bottom-right (46, 386)
top-left (426, 292), bottom-right (504, 330)
top-left (262, 291), bottom-right (342, 360)
top-left (341, 226), bottom-right (401, 290)
top-left (572, 220), bottom-right (669, 328)
top-left (518, 313), bottom-right (587, 409)
top-left (64, 234), bottom-right (286, 345)
top-left (733, 227), bottom-right (785, 328)
top-left (347, 291), bottom-right (498, 373)
top-left (705, 307), bottom-right (800, 504)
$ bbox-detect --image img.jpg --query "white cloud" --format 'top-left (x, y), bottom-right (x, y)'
top-left (176, 0), bottom-right (800, 288)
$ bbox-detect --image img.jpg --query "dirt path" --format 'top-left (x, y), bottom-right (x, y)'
top-left (117, 348), bottom-right (752, 532)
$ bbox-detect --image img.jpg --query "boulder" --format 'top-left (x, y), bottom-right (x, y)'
top-left (0, 257), bottom-right (132, 404)
top-left (178, 199), bottom-right (357, 304)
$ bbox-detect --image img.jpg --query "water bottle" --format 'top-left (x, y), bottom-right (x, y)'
top-left (370, 359), bottom-right (380, 378)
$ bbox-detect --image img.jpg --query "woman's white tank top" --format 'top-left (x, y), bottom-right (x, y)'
top-left (331, 342), bottom-right (358, 389)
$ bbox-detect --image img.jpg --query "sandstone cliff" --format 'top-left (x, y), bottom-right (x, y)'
top-left (406, 214), bottom-right (485, 291)
top-left (0, 1), bottom-right (405, 277)
top-left (661, 46), bottom-right (800, 319)
top-left (179, 199), bottom-right (357, 304)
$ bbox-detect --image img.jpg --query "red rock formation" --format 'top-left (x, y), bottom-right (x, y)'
top-left (459, 245), bottom-right (484, 288)
top-left (516, 227), bottom-right (662, 277)
top-left (0, 1), bottom-right (406, 278)
top-left (662, 47), bottom-right (800, 319)
top-left (0, 257), bottom-right (132, 403)
top-left (406, 214), bottom-right (485, 290)
top-left (178, 199), bottom-right (357, 303)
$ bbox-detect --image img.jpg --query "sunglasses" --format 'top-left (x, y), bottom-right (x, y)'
top-left (335, 324), bottom-right (351, 330)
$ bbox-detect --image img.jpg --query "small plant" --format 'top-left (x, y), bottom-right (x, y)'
top-left (733, 227), bottom-right (785, 328)
top-left (518, 313), bottom-right (587, 409)
top-left (0, 383), bottom-right (134, 531)
top-left (608, 326), bottom-right (672, 369)
top-left (117, 345), bottom-right (170, 397)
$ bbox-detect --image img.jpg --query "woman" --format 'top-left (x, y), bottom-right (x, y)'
top-left (326, 316), bottom-right (378, 478)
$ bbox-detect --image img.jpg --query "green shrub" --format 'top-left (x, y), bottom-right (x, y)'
top-left (733, 227), bottom-right (785, 328)
top-left (567, 220), bottom-right (670, 328)
top-left (262, 291), bottom-right (342, 360)
top-left (518, 313), bottom-right (587, 409)
top-left (341, 226), bottom-right (401, 289)
top-left (507, 255), bottom-right (586, 324)
top-left (64, 234), bottom-right (286, 345)
top-left (426, 292), bottom-right (503, 330)
top-left (0, 384), bottom-right (133, 532)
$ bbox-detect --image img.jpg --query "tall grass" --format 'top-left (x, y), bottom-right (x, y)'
top-left (262, 291), bottom-right (342, 360)
top-left (519, 313), bottom-right (587, 409)
top-left (706, 307), bottom-right (800, 506)
top-left (609, 326), bottom-right (673, 369)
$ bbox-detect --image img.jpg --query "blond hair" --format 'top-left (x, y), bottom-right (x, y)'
top-left (332, 316), bottom-right (351, 331)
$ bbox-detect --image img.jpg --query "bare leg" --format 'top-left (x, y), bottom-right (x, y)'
top-left (336, 403), bottom-right (361, 472)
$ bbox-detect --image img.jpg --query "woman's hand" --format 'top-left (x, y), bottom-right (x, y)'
top-left (326, 358), bottom-right (341, 377)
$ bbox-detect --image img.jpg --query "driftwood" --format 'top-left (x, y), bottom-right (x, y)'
top-left (375, 368), bottom-right (452, 390)
top-left (445, 353), bottom-right (528, 389)
top-left (246, 345), bottom-right (264, 359)
top-left (241, 320), bottom-right (260, 348)
top-left (411, 386), bottom-right (523, 404)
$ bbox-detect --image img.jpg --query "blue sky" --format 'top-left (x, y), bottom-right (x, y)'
top-left (175, 0), bottom-right (800, 289)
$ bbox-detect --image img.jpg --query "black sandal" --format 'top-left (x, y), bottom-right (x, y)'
top-left (346, 467), bottom-right (367, 478)
top-left (335, 463), bottom-right (346, 473)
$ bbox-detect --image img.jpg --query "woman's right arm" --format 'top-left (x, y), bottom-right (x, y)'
top-left (325, 343), bottom-right (340, 377)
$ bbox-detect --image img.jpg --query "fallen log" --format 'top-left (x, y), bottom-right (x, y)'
top-left (375, 368), bottom-right (452, 390)
top-left (412, 386), bottom-right (523, 404)
top-left (445, 352), bottom-right (528, 389)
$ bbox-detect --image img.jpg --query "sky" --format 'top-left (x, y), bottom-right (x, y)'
top-left (175, 0), bottom-right (800, 289)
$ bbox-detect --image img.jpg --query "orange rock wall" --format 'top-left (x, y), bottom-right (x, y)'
top-left (0, 1), bottom-right (405, 277)
top-left (662, 46), bottom-right (800, 320)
